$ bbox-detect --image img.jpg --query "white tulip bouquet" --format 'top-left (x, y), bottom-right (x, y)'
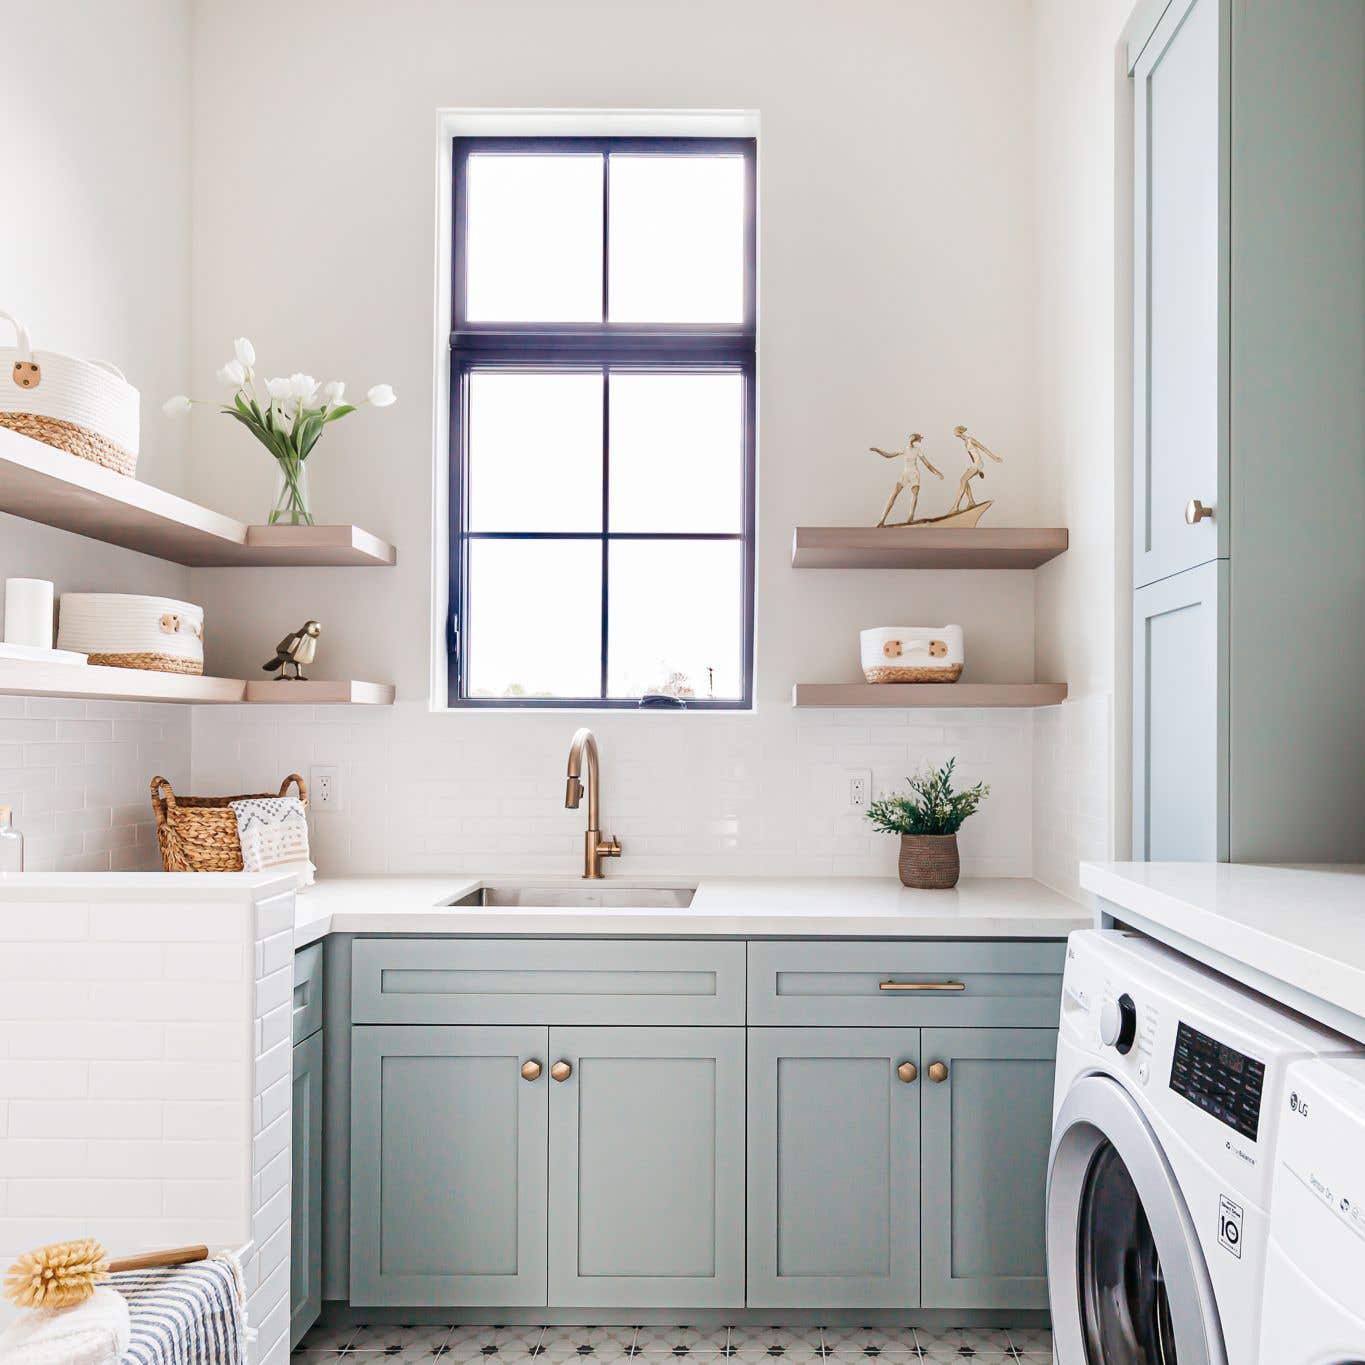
top-left (163, 338), bottom-right (396, 525)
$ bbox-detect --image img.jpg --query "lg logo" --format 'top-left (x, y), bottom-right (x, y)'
top-left (1290, 1091), bottom-right (1311, 1118)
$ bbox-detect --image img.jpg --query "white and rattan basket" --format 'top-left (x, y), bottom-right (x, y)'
top-left (57, 594), bottom-right (204, 674)
top-left (860, 624), bottom-right (965, 683)
top-left (0, 309), bottom-right (140, 475)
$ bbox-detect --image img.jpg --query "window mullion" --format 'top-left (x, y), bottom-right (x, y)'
top-left (600, 365), bottom-right (610, 701)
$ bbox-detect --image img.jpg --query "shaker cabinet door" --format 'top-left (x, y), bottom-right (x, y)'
top-left (1133, 561), bottom-right (1228, 861)
top-left (747, 1028), bottom-right (922, 1308)
top-left (919, 1028), bottom-right (1056, 1310)
top-left (349, 1024), bottom-right (549, 1306)
top-left (547, 1026), bottom-right (745, 1309)
top-left (1133, 0), bottom-right (1229, 587)
top-left (289, 1030), bottom-right (324, 1349)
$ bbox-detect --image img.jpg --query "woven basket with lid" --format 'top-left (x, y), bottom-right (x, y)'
top-left (151, 774), bottom-right (307, 872)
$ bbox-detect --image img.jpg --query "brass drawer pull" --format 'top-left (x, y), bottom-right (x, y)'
top-left (879, 980), bottom-right (966, 992)
top-left (520, 1059), bottom-right (542, 1082)
top-left (928, 1061), bottom-right (950, 1083)
top-left (551, 1060), bottom-right (573, 1082)
top-left (897, 1061), bottom-right (919, 1084)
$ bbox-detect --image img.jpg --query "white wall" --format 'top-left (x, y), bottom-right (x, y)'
top-left (0, 2), bottom-right (195, 868)
top-left (183, 0), bottom-right (1051, 881)
top-left (1029, 0), bottom-right (1132, 899)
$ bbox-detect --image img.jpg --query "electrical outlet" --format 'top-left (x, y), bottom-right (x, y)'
top-left (847, 769), bottom-right (873, 809)
top-left (311, 765), bottom-right (341, 812)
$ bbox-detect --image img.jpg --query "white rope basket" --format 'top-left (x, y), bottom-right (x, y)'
top-left (0, 309), bottom-right (140, 475)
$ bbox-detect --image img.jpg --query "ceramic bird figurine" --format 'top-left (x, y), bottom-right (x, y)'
top-left (263, 620), bottom-right (321, 681)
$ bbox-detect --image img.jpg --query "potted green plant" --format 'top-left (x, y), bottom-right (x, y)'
top-left (866, 758), bottom-right (990, 889)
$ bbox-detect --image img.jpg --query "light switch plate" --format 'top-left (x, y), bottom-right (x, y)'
top-left (311, 765), bottom-right (341, 812)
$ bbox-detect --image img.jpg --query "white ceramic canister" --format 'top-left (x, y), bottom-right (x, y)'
top-left (3, 578), bottom-right (55, 649)
top-left (860, 625), bottom-right (965, 683)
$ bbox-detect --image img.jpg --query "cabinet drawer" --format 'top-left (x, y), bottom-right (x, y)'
top-left (292, 943), bottom-right (324, 1044)
top-left (352, 939), bottom-right (746, 1026)
top-left (747, 940), bottom-right (1063, 1027)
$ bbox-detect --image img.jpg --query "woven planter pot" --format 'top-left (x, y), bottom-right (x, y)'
top-left (898, 833), bottom-right (960, 889)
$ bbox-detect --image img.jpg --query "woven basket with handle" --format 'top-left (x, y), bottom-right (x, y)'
top-left (150, 774), bottom-right (307, 872)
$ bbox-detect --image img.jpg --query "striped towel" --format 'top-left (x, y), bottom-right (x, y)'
top-left (113, 1255), bottom-right (246, 1365)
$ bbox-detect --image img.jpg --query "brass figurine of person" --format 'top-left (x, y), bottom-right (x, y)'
top-left (870, 433), bottom-right (943, 526)
top-left (949, 425), bottom-right (1004, 512)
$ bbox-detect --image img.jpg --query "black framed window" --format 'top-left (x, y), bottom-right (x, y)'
top-left (448, 136), bottom-right (756, 709)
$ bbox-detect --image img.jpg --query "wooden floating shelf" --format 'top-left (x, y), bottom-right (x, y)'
top-left (244, 679), bottom-right (396, 705)
top-left (0, 426), bottom-right (396, 567)
top-left (0, 660), bottom-right (394, 706)
top-left (792, 682), bottom-right (1069, 709)
top-left (792, 526), bottom-right (1068, 569)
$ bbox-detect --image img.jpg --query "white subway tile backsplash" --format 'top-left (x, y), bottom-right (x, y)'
top-left (191, 701), bottom-right (1041, 878)
top-left (0, 698), bottom-right (187, 872)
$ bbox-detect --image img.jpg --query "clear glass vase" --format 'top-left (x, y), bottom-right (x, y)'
top-left (269, 457), bottom-right (313, 526)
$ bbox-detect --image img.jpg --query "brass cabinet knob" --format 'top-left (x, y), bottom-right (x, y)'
top-left (927, 1061), bottom-right (950, 1084)
top-left (551, 1060), bottom-right (573, 1082)
top-left (1185, 498), bottom-right (1214, 524)
top-left (897, 1061), bottom-right (919, 1084)
top-left (520, 1059), bottom-right (542, 1082)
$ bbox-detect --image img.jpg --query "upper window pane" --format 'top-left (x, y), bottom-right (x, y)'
top-left (465, 154), bottom-right (603, 322)
top-left (608, 155), bottom-right (746, 323)
top-left (609, 372), bottom-right (743, 532)
top-left (467, 371), bottom-right (602, 532)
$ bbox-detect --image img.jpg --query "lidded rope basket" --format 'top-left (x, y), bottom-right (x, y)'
top-left (151, 774), bottom-right (307, 872)
top-left (0, 309), bottom-right (140, 476)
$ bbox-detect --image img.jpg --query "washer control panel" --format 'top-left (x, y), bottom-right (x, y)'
top-left (1169, 1020), bottom-right (1266, 1141)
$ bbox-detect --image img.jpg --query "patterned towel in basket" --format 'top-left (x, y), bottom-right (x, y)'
top-left (114, 1254), bottom-right (245, 1365)
top-left (229, 795), bottom-right (312, 879)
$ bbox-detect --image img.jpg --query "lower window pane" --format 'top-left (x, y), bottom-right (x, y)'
top-left (466, 540), bottom-right (601, 699)
top-left (607, 541), bottom-right (744, 700)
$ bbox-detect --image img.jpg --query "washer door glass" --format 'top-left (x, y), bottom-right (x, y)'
top-left (1078, 1141), bottom-right (1178, 1363)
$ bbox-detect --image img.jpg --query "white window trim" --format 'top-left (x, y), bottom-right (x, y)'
top-left (427, 109), bottom-right (760, 712)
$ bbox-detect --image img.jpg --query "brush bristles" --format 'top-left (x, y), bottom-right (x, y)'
top-left (3, 1238), bottom-right (110, 1310)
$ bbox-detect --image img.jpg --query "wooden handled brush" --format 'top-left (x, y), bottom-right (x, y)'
top-left (3, 1240), bottom-right (209, 1310)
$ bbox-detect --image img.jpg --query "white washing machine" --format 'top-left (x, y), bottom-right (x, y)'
top-left (1047, 930), bottom-right (1363, 1365)
top-left (1259, 1055), bottom-right (1365, 1364)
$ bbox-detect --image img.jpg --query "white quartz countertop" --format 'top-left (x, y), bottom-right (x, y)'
top-left (292, 874), bottom-right (1087, 946)
top-left (1081, 861), bottom-right (1365, 1033)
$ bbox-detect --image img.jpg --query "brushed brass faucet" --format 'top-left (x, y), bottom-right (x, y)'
top-left (565, 727), bottom-right (621, 879)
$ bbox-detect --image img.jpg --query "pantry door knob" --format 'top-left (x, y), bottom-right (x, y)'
top-left (520, 1060), bottom-right (542, 1082)
top-left (551, 1060), bottom-right (573, 1082)
top-left (927, 1061), bottom-right (950, 1084)
top-left (897, 1061), bottom-right (919, 1084)
top-left (1185, 499), bottom-right (1214, 524)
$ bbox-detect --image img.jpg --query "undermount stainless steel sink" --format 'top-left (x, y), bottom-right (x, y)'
top-left (452, 884), bottom-right (696, 910)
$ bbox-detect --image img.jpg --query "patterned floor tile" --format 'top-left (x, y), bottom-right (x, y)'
top-left (297, 1322), bottom-right (360, 1353)
top-left (817, 1327), bottom-right (917, 1358)
top-left (633, 1325), bottom-right (725, 1354)
top-left (347, 1323), bottom-right (457, 1357)
top-left (1005, 1331), bottom-right (1052, 1360)
top-left (538, 1326), bottom-right (637, 1361)
top-left (725, 1326), bottom-right (823, 1360)
top-left (439, 1327), bottom-right (550, 1360)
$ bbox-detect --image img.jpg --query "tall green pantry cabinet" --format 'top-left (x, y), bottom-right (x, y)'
top-left (1130, 0), bottom-right (1365, 862)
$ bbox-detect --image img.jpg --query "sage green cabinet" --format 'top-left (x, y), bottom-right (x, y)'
top-left (349, 1024), bottom-right (549, 1306)
top-left (1129, 0), bottom-right (1365, 861)
top-left (349, 1023), bottom-right (744, 1309)
top-left (919, 1027), bottom-right (1056, 1310)
top-left (747, 1028), bottom-right (922, 1308)
top-left (289, 1028), bottom-right (324, 1348)
top-left (548, 1027), bottom-right (745, 1308)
